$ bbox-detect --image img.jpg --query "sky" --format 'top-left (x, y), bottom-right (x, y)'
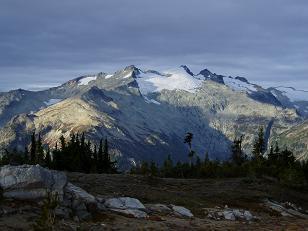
top-left (0, 0), bottom-right (307, 91)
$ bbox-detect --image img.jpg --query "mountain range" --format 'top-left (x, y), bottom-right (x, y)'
top-left (0, 65), bottom-right (307, 168)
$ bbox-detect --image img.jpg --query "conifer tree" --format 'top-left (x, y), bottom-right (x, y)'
top-left (59, 135), bottom-right (66, 151)
top-left (252, 127), bottom-right (265, 160)
top-left (204, 151), bottom-right (209, 163)
top-left (30, 132), bottom-right (36, 164)
top-left (45, 147), bottom-right (51, 168)
top-left (97, 139), bottom-right (103, 173)
top-left (162, 154), bottom-right (173, 177)
top-left (102, 138), bottom-right (116, 173)
top-left (231, 135), bottom-right (245, 165)
top-left (184, 132), bottom-right (195, 165)
top-left (24, 146), bottom-right (29, 164)
top-left (268, 144), bottom-right (276, 162)
top-left (150, 161), bottom-right (158, 176)
top-left (36, 133), bottom-right (45, 166)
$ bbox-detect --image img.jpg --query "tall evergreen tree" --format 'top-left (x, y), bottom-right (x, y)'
top-left (97, 139), bottom-right (103, 173)
top-left (30, 132), bottom-right (36, 164)
top-left (45, 147), bottom-right (51, 168)
top-left (184, 132), bottom-right (195, 165)
top-left (231, 135), bottom-right (245, 165)
top-left (36, 133), bottom-right (45, 166)
top-left (204, 151), bottom-right (209, 163)
top-left (162, 154), bottom-right (173, 177)
top-left (268, 144), bottom-right (276, 162)
top-left (252, 127), bottom-right (265, 160)
top-left (24, 146), bottom-right (29, 164)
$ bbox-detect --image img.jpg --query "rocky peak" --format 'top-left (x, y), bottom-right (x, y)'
top-left (180, 65), bottom-right (194, 76)
top-left (235, 76), bottom-right (249, 83)
top-left (198, 68), bottom-right (213, 78)
top-left (198, 68), bottom-right (225, 84)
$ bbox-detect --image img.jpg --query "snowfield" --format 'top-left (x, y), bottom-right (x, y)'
top-left (223, 77), bottom-right (257, 92)
top-left (273, 86), bottom-right (308, 102)
top-left (135, 68), bottom-right (203, 96)
top-left (78, 76), bottom-right (97, 85)
top-left (105, 74), bottom-right (113, 79)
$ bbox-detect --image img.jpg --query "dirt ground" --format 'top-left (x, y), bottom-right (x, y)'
top-left (0, 173), bottom-right (307, 230)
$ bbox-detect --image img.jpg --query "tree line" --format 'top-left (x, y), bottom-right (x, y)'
top-left (0, 132), bottom-right (117, 174)
top-left (131, 127), bottom-right (308, 188)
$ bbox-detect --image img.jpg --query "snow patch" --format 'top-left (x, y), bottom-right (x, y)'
top-left (44, 99), bottom-right (62, 106)
top-left (78, 76), bottom-right (97, 85)
top-left (136, 68), bottom-right (203, 96)
top-left (122, 72), bottom-right (133, 79)
top-left (223, 77), bottom-right (257, 92)
top-left (274, 87), bottom-right (308, 102)
top-left (105, 74), bottom-right (113, 79)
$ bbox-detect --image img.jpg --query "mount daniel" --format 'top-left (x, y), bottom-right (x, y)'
top-left (0, 65), bottom-right (307, 168)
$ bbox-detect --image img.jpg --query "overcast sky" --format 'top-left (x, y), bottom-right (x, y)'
top-left (0, 0), bottom-right (307, 91)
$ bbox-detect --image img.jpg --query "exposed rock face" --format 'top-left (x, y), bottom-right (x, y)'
top-left (0, 164), bottom-right (67, 200)
top-left (276, 120), bottom-right (308, 161)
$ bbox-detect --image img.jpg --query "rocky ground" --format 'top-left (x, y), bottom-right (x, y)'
top-left (0, 166), bottom-right (308, 230)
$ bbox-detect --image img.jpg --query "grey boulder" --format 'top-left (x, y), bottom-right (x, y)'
top-left (104, 197), bottom-right (146, 210)
top-left (171, 205), bottom-right (194, 218)
top-left (0, 165), bottom-right (67, 200)
top-left (111, 209), bottom-right (148, 219)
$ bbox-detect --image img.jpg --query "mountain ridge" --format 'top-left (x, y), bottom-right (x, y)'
top-left (0, 65), bottom-right (307, 167)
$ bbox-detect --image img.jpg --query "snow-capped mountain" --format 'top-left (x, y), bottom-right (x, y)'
top-left (0, 65), bottom-right (307, 167)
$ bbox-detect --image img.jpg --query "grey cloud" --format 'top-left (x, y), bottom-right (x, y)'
top-left (0, 0), bottom-right (307, 91)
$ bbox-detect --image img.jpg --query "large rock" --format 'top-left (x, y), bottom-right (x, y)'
top-left (171, 205), bottom-right (194, 218)
top-left (64, 182), bottom-right (96, 205)
top-left (104, 197), bottom-right (146, 210)
top-left (146, 204), bottom-right (172, 214)
top-left (0, 165), bottom-right (67, 200)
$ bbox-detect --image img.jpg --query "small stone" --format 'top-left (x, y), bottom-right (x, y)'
top-left (223, 211), bottom-right (236, 221)
top-left (233, 209), bottom-right (244, 219)
top-left (243, 210), bottom-right (253, 221)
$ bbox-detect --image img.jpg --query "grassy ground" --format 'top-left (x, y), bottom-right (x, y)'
top-left (67, 173), bottom-right (308, 230)
top-left (0, 173), bottom-right (307, 230)
top-left (68, 173), bottom-right (308, 216)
